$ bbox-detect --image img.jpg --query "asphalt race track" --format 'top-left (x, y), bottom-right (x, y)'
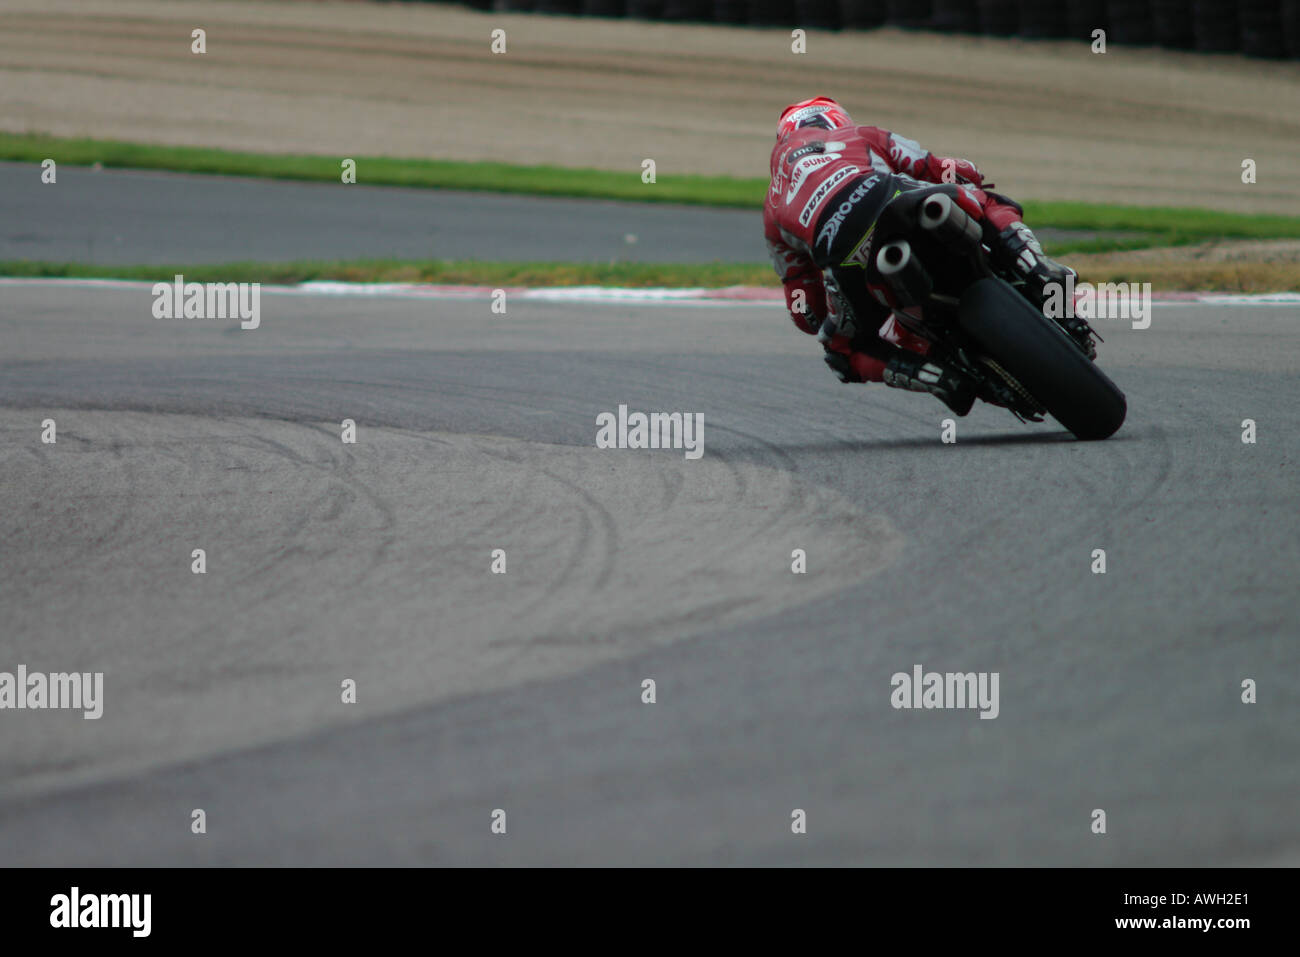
top-left (1, 281), bottom-right (1297, 865)
top-left (3, 163), bottom-right (1101, 266)
top-left (2, 162), bottom-right (763, 265)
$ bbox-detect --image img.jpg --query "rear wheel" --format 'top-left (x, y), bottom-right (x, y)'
top-left (957, 278), bottom-right (1127, 440)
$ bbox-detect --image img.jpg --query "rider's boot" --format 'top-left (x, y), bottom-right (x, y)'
top-left (882, 352), bottom-right (977, 416)
top-left (992, 221), bottom-right (1097, 358)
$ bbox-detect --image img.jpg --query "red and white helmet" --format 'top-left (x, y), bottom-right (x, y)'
top-left (776, 97), bottom-right (854, 141)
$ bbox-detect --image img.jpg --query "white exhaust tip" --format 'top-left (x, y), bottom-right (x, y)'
top-left (920, 194), bottom-right (952, 229)
top-left (876, 240), bottom-right (912, 276)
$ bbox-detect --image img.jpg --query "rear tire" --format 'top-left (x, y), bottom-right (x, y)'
top-left (957, 278), bottom-right (1127, 440)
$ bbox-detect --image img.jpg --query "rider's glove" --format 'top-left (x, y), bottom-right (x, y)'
top-left (819, 316), bottom-right (863, 383)
top-left (823, 348), bottom-right (856, 383)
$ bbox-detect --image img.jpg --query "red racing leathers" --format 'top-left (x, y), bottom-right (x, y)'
top-left (764, 125), bottom-right (1025, 383)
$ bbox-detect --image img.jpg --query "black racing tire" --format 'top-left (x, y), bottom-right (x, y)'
top-left (957, 278), bottom-right (1127, 440)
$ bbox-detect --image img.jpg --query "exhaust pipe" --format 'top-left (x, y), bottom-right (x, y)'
top-left (875, 239), bottom-right (932, 306)
top-left (918, 193), bottom-right (982, 248)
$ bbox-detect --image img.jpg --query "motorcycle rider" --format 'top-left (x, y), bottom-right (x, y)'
top-left (764, 96), bottom-right (1087, 416)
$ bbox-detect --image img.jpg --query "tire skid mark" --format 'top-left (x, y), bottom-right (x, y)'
top-left (0, 410), bottom-right (901, 799)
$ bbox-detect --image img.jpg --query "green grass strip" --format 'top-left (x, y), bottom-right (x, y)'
top-left (0, 259), bottom-right (779, 288)
top-left (4, 132), bottom-right (1298, 240)
top-left (0, 132), bottom-right (761, 208)
top-left (5, 257), bottom-right (1296, 292)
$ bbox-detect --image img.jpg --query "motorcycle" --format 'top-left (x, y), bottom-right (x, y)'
top-left (854, 186), bottom-right (1127, 440)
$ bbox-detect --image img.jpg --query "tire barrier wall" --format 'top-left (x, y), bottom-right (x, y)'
top-left (484, 0), bottom-right (1300, 57)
